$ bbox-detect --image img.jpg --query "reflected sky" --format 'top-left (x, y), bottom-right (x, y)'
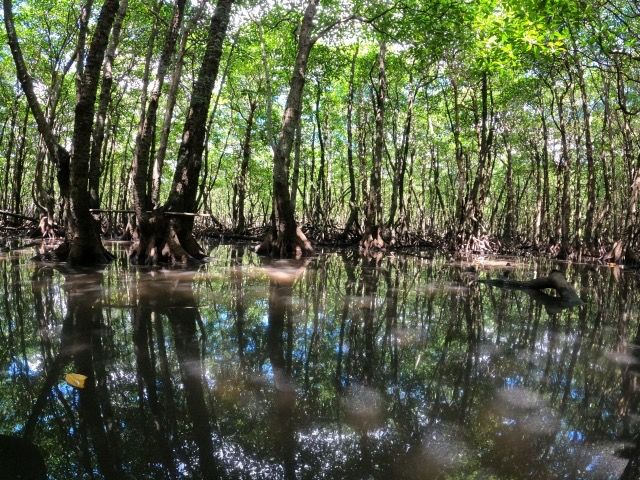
top-left (0, 244), bottom-right (638, 479)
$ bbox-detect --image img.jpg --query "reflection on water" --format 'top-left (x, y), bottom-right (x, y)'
top-left (0, 245), bottom-right (639, 479)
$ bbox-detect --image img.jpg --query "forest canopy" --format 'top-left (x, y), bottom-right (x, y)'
top-left (1, 0), bottom-right (639, 263)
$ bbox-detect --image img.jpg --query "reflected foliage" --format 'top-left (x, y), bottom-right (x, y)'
top-left (0, 246), bottom-right (638, 478)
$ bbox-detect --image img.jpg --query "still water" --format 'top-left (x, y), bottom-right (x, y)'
top-left (0, 243), bottom-right (638, 479)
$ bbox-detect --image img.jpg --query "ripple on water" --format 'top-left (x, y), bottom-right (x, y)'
top-left (603, 350), bottom-right (640, 366)
top-left (343, 385), bottom-right (385, 430)
top-left (495, 387), bottom-right (547, 411)
top-left (415, 424), bottom-right (470, 473)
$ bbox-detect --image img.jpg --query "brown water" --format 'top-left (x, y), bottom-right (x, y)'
top-left (0, 243), bottom-right (638, 479)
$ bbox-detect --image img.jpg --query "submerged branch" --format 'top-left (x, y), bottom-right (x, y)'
top-left (479, 270), bottom-right (584, 314)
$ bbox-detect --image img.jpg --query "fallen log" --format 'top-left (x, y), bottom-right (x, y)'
top-left (479, 270), bottom-right (584, 314)
top-left (0, 210), bottom-right (38, 222)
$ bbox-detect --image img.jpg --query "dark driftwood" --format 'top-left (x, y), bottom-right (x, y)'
top-left (0, 210), bottom-right (38, 222)
top-left (480, 270), bottom-right (584, 314)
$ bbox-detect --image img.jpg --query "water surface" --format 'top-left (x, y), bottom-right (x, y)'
top-left (0, 244), bottom-right (638, 479)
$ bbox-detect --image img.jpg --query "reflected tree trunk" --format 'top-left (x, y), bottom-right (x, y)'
top-left (267, 279), bottom-right (297, 480)
top-left (166, 286), bottom-right (221, 479)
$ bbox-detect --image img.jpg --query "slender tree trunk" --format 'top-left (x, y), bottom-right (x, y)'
top-left (343, 44), bottom-right (360, 239)
top-left (131, 0), bottom-right (233, 264)
top-left (575, 62), bottom-right (596, 252)
top-left (503, 132), bottom-right (515, 242)
top-left (74, 0), bottom-right (96, 88)
top-left (540, 105), bottom-right (551, 244)
top-left (66, 0), bottom-right (121, 264)
top-left (463, 71), bottom-right (493, 248)
top-left (11, 105), bottom-right (29, 216)
top-left (132, 0), bottom-right (186, 219)
top-left (360, 39), bottom-right (386, 253)
top-left (388, 85), bottom-right (416, 238)
top-left (2, 99), bottom-right (17, 211)
top-left (257, 0), bottom-right (318, 258)
top-left (313, 79), bottom-right (327, 228)
top-left (533, 141), bottom-right (543, 247)
top-left (151, 0), bottom-right (207, 207)
top-left (598, 77), bottom-right (613, 244)
top-left (89, 0), bottom-right (128, 209)
top-left (552, 83), bottom-right (572, 259)
top-left (234, 99), bottom-right (257, 233)
top-left (290, 121), bottom-right (302, 210)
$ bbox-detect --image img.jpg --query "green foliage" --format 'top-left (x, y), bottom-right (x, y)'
top-left (0, 0), bottom-right (638, 254)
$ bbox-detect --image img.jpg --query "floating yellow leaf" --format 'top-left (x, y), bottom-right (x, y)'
top-left (65, 373), bottom-right (88, 389)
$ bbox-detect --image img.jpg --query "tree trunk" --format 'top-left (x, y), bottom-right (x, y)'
top-left (552, 82), bottom-right (572, 259)
top-left (575, 61), bottom-right (596, 253)
top-left (11, 105), bottom-right (29, 217)
top-left (462, 71), bottom-right (493, 249)
top-left (313, 79), bottom-right (327, 228)
top-left (388, 84), bottom-right (416, 240)
top-left (290, 121), bottom-right (302, 210)
top-left (132, 0), bottom-right (186, 219)
top-left (343, 44), bottom-right (360, 239)
top-left (151, 0), bottom-right (207, 207)
top-left (131, 0), bottom-right (233, 264)
top-left (234, 99), bottom-right (257, 233)
top-left (89, 0), bottom-right (128, 209)
top-left (540, 104), bottom-right (551, 245)
top-left (503, 132), bottom-right (515, 243)
top-left (4, 0), bottom-right (118, 264)
top-left (2, 99), bottom-right (17, 211)
top-left (447, 74), bottom-right (465, 247)
top-left (65, 0), bottom-right (121, 264)
top-left (604, 58), bottom-right (638, 264)
top-left (598, 76), bottom-right (613, 244)
top-left (360, 39), bottom-right (386, 254)
top-left (257, 0), bottom-right (318, 258)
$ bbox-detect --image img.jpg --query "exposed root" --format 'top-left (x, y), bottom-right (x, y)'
top-left (129, 212), bottom-right (206, 265)
top-left (256, 226), bottom-right (314, 258)
top-left (459, 234), bottom-right (500, 254)
top-left (33, 238), bottom-right (114, 265)
top-left (359, 226), bottom-right (385, 256)
top-left (35, 216), bottom-right (62, 239)
top-left (603, 239), bottom-right (626, 264)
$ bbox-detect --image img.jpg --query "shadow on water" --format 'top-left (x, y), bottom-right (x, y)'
top-left (0, 245), bottom-right (638, 478)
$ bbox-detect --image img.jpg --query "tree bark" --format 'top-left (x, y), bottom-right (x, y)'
top-left (290, 120), bottom-right (302, 210)
top-left (11, 105), bottom-right (29, 216)
top-left (550, 80), bottom-right (572, 259)
top-left (503, 132), bottom-right (515, 242)
top-left (89, 0), bottom-right (128, 209)
top-left (2, 99), bottom-right (17, 211)
top-left (257, 0), bottom-right (318, 258)
top-left (65, 0), bottom-right (121, 264)
top-left (131, 0), bottom-right (233, 264)
top-left (388, 84), bottom-right (417, 239)
top-left (462, 71), bottom-right (494, 249)
top-left (360, 39), bottom-right (386, 254)
top-left (343, 44), bottom-right (360, 239)
top-left (576, 61), bottom-right (596, 252)
top-left (132, 0), bottom-right (186, 219)
top-left (151, 0), bottom-right (207, 207)
top-left (313, 79), bottom-right (327, 227)
top-left (3, 0), bottom-right (68, 185)
top-left (4, 0), bottom-right (118, 264)
top-left (233, 99), bottom-right (257, 233)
